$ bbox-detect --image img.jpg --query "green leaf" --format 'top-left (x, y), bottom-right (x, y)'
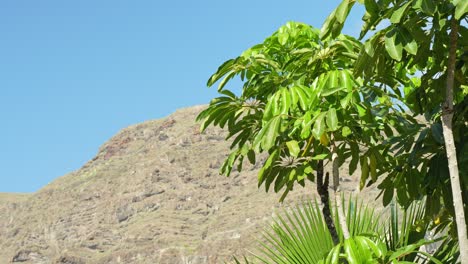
top-left (360, 155), bottom-right (369, 190)
top-left (311, 153), bottom-right (329, 160)
top-left (326, 108), bottom-right (339, 131)
top-left (383, 187), bottom-right (394, 207)
top-left (453, 0), bottom-right (468, 19)
top-left (263, 92), bottom-right (279, 121)
top-left (262, 116), bottom-right (282, 150)
top-left (321, 86), bottom-right (346, 96)
top-left (390, 2), bottom-right (411, 24)
top-left (363, 38), bottom-right (375, 55)
top-left (355, 103), bottom-right (367, 117)
top-left (280, 88), bottom-right (291, 115)
top-left (340, 92), bottom-right (353, 108)
top-left (320, 1), bottom-right (354, 40)
top-left (431, 123), bottom-right (443, 144)
top-left (396, 183), bottom-right (410, 207)
top-left (253, 116), bottom-right (281, 151)
top-left (400, 27), bottom-right (418, 55)
top-left (288, 169), bottom-right (297, 181)
top-left (219, 89), bottom-right (237, 98)
top-left (349, 142), bottom-right (359, 175)
top-left (265, 167), bottom-right (280, 192)
top-left (221, 151), bottom-right (239, 177)
top-left (344, 239), bottom-right (360, 264)
top-left (335, 0), bottom-right (350, 24)
top-left (247, 149), bottom-right (256, 164)
top-left (218, 71), bottom-right (236, 91)
top-left (199, 104), bottom-right (231, 131)
top-left (230, 129), bottom-right (251, 149)
top-left (383, 123), bottom-right (393, 137)
top-left (312, 112), bottom-right (327, 139)
top-left (354, 43), bottom-right (371, 74)
top-left (278, 185), bottom-right (291, 202)
top-left (301, 111), bottom-right (312, 139)
top-left (385, 28), bottom-right (403, 61)
top-left (286, 140), bottom-right (301, 157)
top-left (327, 70), bottom-right (338, 88)
top-left (320, 133), bottom-right (330, 146)
top-left (342, 126), bottom-right (352, 137)
top-left (290, 86), bottom-right (299, 107)
top-left (273, 173), bottom-right (288, 193)
top-left (364, 0), bottom-right (379, 15)
top-left (355, 236), bottom-right (383, 258)
top-left (316, 71), bottom-right (330, 91)
top-left (369, 153), bottom-right (377, 182)
top-left (295, 86), bottom-right (309, 111)
top-left (207, 59), bottom-right (236, 87)
top-left (320, 9), bottom-right (337, 40)
top-left (420, 0), bottom-right (436, 15)
top-left (258, 149), bottom-right (278, 185)
top-left (278, 31), bottom-right (289, 45)
top-left (327, 244), bottom-right (341, 264)
top-left (339, 69), bottom-right (354, 92)
top-left (388, 241), bottom-right (424, 260)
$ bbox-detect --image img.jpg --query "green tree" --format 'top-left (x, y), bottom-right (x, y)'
top-left (197, 22), bottom-right (401, 243)
top-left (320, 0), bottom-right (467, 260)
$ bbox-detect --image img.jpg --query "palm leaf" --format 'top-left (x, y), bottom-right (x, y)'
top-left (229, 197), bottom-right (456, 264)
top-left (250, 197), bottom-right (380, 263)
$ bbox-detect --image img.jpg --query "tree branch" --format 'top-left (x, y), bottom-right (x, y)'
top-left (316, 160), bottom-right (339, 244)
top-left (441, 15), bottom-right (468, 263)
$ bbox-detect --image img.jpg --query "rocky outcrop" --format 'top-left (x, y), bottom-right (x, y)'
top-left (0, 106), bottom-right (379, 263)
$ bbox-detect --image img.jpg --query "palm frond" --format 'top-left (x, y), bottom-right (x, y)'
top-left (252, 196), bottom-right (381, 263)
top-left (384, 199), bottom-right (428, 262)
top-left (230, 197), bottom-right (457, 264)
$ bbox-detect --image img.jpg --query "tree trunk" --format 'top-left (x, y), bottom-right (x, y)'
top-left (316, 160), bottom-right (339, 244)
top-left (331, 143), bottom-right (350, 240)
top-left (442, 16), bottom-right (468, 263)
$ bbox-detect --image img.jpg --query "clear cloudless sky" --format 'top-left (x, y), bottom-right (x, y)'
top-left (0, 1), bottom-right (365, 193)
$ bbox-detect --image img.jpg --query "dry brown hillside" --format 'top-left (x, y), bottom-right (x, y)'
top-left (0, 106), bottom-right (381, 264)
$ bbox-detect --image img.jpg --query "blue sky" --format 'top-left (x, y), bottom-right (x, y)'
top-left (0, 1), bottom-right (364, 193)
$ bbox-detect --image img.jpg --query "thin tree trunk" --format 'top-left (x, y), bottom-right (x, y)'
top-left (331, 143), bottom-right (350, 240)
top-left (442, 16), bottom-right (468, 263)
top-left (316, 160), bottom-right (339, 244)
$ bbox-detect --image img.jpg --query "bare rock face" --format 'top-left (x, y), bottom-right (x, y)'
top-left (0, 106), bottom-right (380, 263)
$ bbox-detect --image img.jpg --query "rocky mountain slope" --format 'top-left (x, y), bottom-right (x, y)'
top-left (0, 106), bottom-right (380, 263)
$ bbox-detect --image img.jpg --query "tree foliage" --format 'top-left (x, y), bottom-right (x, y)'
top-left (321, 0), bottom-right (467, 260)
top-left (323, 0), bottom-right (468, 221)
top-left (198, 0), bottom-right (467, 261)
top-left (197, 22), bottom-right (399, 202)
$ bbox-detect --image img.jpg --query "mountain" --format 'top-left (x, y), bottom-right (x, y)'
top-left (0, 106), bottom-right (379, 264)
